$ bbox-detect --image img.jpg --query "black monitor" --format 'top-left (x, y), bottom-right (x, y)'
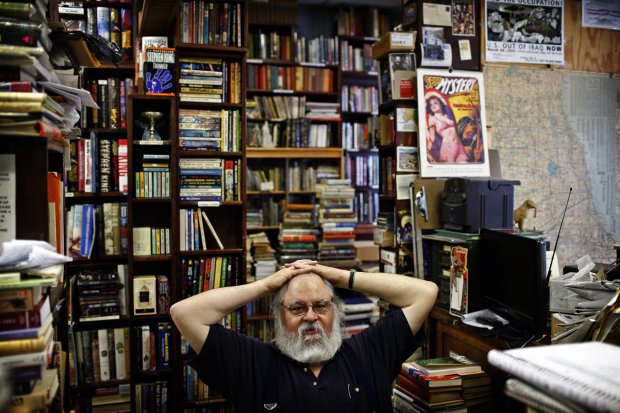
top-left (479, 228), bottom-right (549, 339)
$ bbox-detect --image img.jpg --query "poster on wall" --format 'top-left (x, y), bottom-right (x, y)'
top-left (485, 0), bottom-right (564, 65)
top-left (582, 0), bottom-right (620, 30)
top-left (416, 69), bottom-right (489, 178)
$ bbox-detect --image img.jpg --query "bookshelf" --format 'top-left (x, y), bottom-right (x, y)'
top-left (0, 1), bottom-right (67, 405)
top-left (173, 1), bottom-right (248, 410)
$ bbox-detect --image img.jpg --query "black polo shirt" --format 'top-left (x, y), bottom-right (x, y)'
top-left (187, 308), bottom-right (424, 413)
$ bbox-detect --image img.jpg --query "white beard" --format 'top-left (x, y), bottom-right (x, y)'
top-left (274, 319), bottom-right (343, 364)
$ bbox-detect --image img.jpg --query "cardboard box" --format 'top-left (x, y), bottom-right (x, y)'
top-left (354, 240), bottom-right (379, 262)
top-left (371, 31), bottom-right (416, 60)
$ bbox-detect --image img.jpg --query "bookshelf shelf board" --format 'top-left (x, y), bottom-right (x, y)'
top-left (131, 255), bottom-right (173, 262)
top-left (247, 191), bottom-right (287, 196)
top-left (306, 117), bottom-right (342, 122)
top-left (70, 377), bottom-right (131, 390)
top-left (73, 316), bottom-right (131, 327)
top-left (247, 225), bottom-right (279, 231)
top-left (247, 58), bottom-right (296, 66)
top-left (339, 34), bottom-right (380, 43)
top-left (132, 197), bottom-right (172, 204)
top-left (183, 398), bottom-right (228, 407)
top-left (247, 89), bottom-right (339, 98)
top-left (379, 194), bottom-right (396, 201)
top-left (178, 201), bottom-right (243, 208)
top-left (84, 127), bottom-right (128, 134)
top-left (64, 191), bottom-right (128, 200)
top-left (136, 367), bottom-right (175, 377)
top-left (133, 140), bottom-right (173, 146)
top-left (177, 102), bottom-right (243, 110)
top-left (179, 248), bottom-right (244, 257)
top-left (341, 111), bottom-right (377, 117)
top-left (247, 147), bottom-right (342, 158)
top-left (341, 70), bottom-right (377, 80)
top-left (67, 255), bottom-right (127, 263)
top-left (247, 118), bottom-right (288, 123)
top-left (175, 43), bottom-right (247, 57)
top-left (179, 150), bottom-right (243, 158)
top-left (131, 314), bottom-right (171, 322)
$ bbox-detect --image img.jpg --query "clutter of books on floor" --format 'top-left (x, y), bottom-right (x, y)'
top-left (394, 354), bottom-right (492, 413)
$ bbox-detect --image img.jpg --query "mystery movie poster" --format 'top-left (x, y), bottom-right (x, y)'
top-left (416, 69), bottom-right (489, 178)
top-left (485, 0), bottom-right (564, 65)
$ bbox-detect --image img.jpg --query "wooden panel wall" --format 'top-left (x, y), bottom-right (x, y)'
top-left (563, 0), bottom-right (620, 74)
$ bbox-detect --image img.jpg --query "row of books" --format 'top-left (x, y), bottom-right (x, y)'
top-left (341, 84), bottom-right (379, 114)
top-left (288, 162), bottom-right (340, 192)
top-left (246, 164), bottom-right (285, 192)
top-left (72, 383), bottom-right (131, 413)
top-left (341, 295), bottom-right (376, 337)
top-left (132, 323), bottom-right (172, 372)
top-left (345, 151), bottom-right (379, 188)
top-left (179, 207), bottom-right (224, 251)
top-left (67, 137), bottom-right (129, 194)
top-left (68, 327), bottom-right (129, 384)
top-left (82, 78), bottom-right (134, 130)
top-left (136, 380), bottom-right (169, 412)
top-left (183, 364), bottom-right (223, 402)
top-left (179, 157), bottom-right (241, 202)
top-left (66, 202), bottom-right (128, 259)
top-left (179, 255), bottom-right (241, 298)
top-left (353, 189), bottom-right (379, 225)
top-left (340, 39), bottom-right (377, 73)
top-left (132, 226), bottom-right (171, 256)
top-left (178, 1), bottom-right (243, 47)
top-left (335, 7), bottom-right (394, 38)
top-left (135, 152), bottom-right (170, 199)
top-left (341, 118), bottom-right (378, 150)
top-left (178, 108), bottom-right (242, 152)
top-left (248, 29), bottom-right (293, 61)
top-left (247, 94), bottom-right (307, 120)
top-left (247, 64), bottom-right (336, 93)
top-left (178, 57), bottom-right (241, 104)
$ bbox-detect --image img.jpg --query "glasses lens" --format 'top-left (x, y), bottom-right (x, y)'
top-left (312, 301), bottom-right (330, 314)
top-left (288, 304), bottom-right (307, 316)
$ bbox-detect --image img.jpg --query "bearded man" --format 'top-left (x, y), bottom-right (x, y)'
top-left (171, 260), bottom-right (437, 412)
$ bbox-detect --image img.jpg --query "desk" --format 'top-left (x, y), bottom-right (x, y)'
top-left (426, 307), bottom-right (529, 412)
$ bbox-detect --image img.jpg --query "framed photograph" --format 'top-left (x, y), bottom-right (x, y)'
top-left (396, 146), bottom-right (419, 172)
top-left (416, 68), bottom-right (489, 178)
top-left (396, 107), bottom-right (417, 132)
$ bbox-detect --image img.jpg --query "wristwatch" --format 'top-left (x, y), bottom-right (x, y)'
top-left (348, 269), bottom-right (356, 289)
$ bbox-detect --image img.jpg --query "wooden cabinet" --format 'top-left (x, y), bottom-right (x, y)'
top-left (427, 308), bottom-right (528, 412)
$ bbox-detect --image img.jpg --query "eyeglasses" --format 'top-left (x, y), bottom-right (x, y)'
top-left (281, 300), bottom-right (332, 316)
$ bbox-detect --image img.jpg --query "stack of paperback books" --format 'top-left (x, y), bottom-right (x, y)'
top-left (278, 204), bottom-right (319, 264)
top-left (394, 354), bottom-right (491, 413)
top-left (315, 178), bottom-right (358, 268)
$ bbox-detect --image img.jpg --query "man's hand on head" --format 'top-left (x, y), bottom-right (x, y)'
top-left (263, 263), bottom-right (315, 293)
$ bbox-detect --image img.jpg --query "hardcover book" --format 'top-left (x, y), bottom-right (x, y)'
top-left (143, 47), bottom-right (175, 96)
top-left (133, 276), bottom-right (157, 315)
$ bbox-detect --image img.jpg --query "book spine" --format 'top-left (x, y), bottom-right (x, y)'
top-left (113, 327), bottom-right (127, 379)
top-left (97, 328), bottom-right (110, 381)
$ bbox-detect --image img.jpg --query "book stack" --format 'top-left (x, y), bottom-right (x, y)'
top-left (135, 154), bottom-right (170, 198)
top-left (0, 240), bottom-right (71, 411)
top-left (0, 91), bottom-right (65, 146)
top-left (374, 211), bottom-right (395, 247)
top-left (79, 383), bottom-right (131, 413)
top-left (340, 295), bottom-right (377, 337)
top-left (179, 57), bottom-right (225, 103)
top-left (0, 1), bottom-right (58, 83)
top-left (278, 204), bottom-right (319, 264)
top-left (316, 179), bottom-right (358, 268)
top-left (83, 77), bottom-right (134, 129)
top-left (179, 158), bottom-right (223, 202)
top-left (73, 268), bottom-right (122, 322)
top-left (248, 232), bottom-right (277, 281)
top-left (394, 354), bottom-right (486, 413)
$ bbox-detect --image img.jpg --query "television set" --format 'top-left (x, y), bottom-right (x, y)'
top-left (479, 228), bottom-right (549, 339)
